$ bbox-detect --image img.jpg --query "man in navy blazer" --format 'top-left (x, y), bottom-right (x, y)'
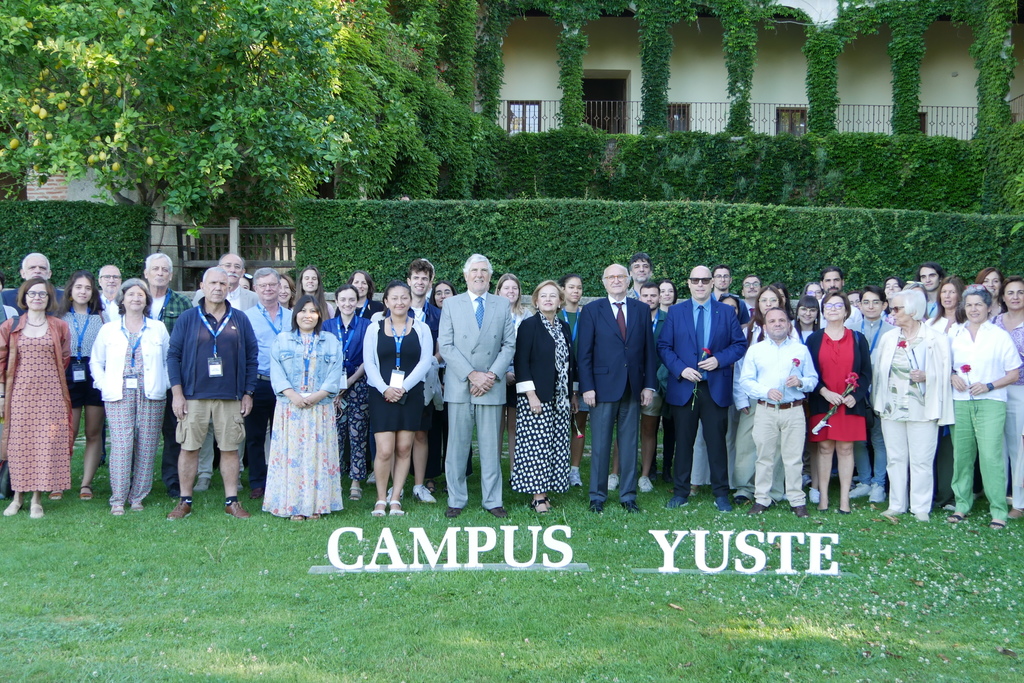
top-left (658, 265), bottom-right (747, 511)
top-left (578, 263), bottom-right (658, 513)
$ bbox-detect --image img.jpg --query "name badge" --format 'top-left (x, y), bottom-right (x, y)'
top-left (208, 357), bottom-right (224, 378)
top-left (125, 377), bottom-right (139, 390)
top-left (71, 363), bottom-right (87, 383)
top-left (389, 369), bottom-right (406, 389)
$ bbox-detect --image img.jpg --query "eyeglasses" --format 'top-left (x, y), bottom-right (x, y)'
top-left (713, 274), bottom-right (730, 280)
top-left (255, 283), bottom-right (278, 290)
top-left (25, 291), bottom-right (48, 299)
top-left (99, 274), bottom-right (121, 281)
top-left (860, 299), bottom-right (882, 306)
top-left (689, 278), bottom-right (712, 285)
top-left (604, 274), bottom-right (628, 281)
top-left (822, 303), bottom-right (845, 311)
top-left (743, 282), bottom-right (761, 289)
top-left (889, 306), bottom-right (904, 314)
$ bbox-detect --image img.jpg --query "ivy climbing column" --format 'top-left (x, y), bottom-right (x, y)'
top-left (476, 1), bottom-right (517, 122)
top-left (637, 2), bottom-right (693, 134)
top-left (886, 8), bottom-right (931, 135)
top-left (803, 25), bottom-right (844, 135)
top-left (554, 17), bottom-right (589, 128)
top-left (717, 2), bottom-right (758, 135)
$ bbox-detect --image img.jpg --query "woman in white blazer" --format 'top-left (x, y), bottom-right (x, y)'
top-left (90, 279), bottom-right (170, 515)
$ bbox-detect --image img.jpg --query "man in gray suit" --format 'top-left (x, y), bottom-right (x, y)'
top-left (438, 254), bottom-right (517, 518)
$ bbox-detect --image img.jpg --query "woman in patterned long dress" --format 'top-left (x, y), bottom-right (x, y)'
top-left (57, 270), bottom-right (106, 501)
top-left (510, 281), bottom-right (577, 513)
top-left (90, 279), bottom-right (169, 515)
top-left (0, 279), bottom-right (72, 519)
top-left (263, 295), bottom-right (346, 521)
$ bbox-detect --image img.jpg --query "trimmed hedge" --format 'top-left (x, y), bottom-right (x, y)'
top-left (294, 199), bottom-right (1024, 293)
top-left (473, 129), bottom-right (985, 214)
top-left (0, 201), bottom-right (153, 287)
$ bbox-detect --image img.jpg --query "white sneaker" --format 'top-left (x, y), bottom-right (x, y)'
top-left (914, 512), bottom-right (930, 522)
top-left (607, 474), bottom-right (619, 491)
top-left (802, 474), bottom-right (812, 488)
top-left (367, 472), bottom-right (376, 484)
top-left (194, 476), bottom-right (211, 492)
top-left (869, 483), bottom-right (886, 503)
top-left (809, 488), bottom-right (820, 504)
top-left (412, 485), bottom-right (436, 503)
top-left (849, 482), bottom-right (871, 498)
top-left (638, 476), bottom-right (654, 493)
top-left (568, 469), bottom-right (583, 487)
top-left (942, 503), bottom-right (956, 512)
top-left (386, 486), bottom-right (404, 500)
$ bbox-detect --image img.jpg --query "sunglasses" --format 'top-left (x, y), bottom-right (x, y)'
top-left (689, 277), bottom-right (712, 285)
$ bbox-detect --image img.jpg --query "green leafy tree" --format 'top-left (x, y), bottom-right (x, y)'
top-left (0, 0), bottom-right (356, 224)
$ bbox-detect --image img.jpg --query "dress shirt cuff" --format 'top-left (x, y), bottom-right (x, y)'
top-left (516, 380), bottom-right (536, 393)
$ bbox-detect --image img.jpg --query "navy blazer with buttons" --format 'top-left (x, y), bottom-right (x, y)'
top-left (577, 297), bottom-right (657, 403)
top-left (514, 313), bottom-right (576, 404)
top-left (657, 297), bottom-right (747, 408)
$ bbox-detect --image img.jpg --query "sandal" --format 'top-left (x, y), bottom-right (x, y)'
top-left (946, 512), bottom-right (968, 524)
top-left (371, 500), bottom-right (387, 517)
top-left (30, 503), bottom-right (44, 519)
top-left (388, 500), bottom-right (405, 516)
top-left (48, 491), bottom-right (63, 501)
top-left (529, 497), bottom-right (551, 514)
top-left (4, 499), bottom-right (22, 516)
top-left (989, 519), bottom-right (1007, 530)
top-left (289, 515), bottom-right (305, 522)
top-left (349, 486), bottom-right (362, 501)
top-left (111, 505), bottom-right (125, 516)
top-left (80, 486), bottom-right (93, 501)
top-left (130, 502), bottom-right (144, 512)
top-left (309, 513), bottom-right (321, 520)
top-left (424, 479), bottom-right (436, 494)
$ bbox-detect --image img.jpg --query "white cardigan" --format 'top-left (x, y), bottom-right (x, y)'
top-left (90, 320), bottom-right (171, 402)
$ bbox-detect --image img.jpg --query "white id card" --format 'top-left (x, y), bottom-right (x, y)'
top-left (125, 377), bottom-right (139, 390)
top-left (208, 357), bottom-right (223, 378)
top-left (71, 363), bottom-right (87, 383)
top-left (389, 370), bottom-right (405, 389)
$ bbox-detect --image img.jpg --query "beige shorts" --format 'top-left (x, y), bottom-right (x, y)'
top-left (176, 399), bottom-right (246, 451)
top-left (641, 390), bottom-right (664, 417)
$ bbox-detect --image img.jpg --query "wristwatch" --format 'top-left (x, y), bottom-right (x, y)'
top-left (245, 390), bottom-right (255, 397)
top-left (986, 382), bottom-right (995, 392)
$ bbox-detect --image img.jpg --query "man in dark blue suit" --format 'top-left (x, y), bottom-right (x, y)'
top-left (658, 265), bottom-right (747, 511)
top-left (578, 263), bottom-right (658, 513)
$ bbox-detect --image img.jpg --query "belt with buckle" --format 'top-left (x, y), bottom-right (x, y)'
top-left (257, 374), bottom-right (271, 382)
top-left (758, 398), bottom-right (804, 410)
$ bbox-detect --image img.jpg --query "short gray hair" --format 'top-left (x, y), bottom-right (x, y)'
top-left (117, 278), bottom-right (152, 316)
top-left (203, 266), bottom-right (229, 282)
top-left (963, 284), bottom-right (992, 308)
top-left (21, 252), bottom-right (51, 270)
top-left (462, 253), bottom-right (493, 275)
top-left (145, 252), bottom-right (173, 271)
top-left (892, 288), bottom-right (927, 321)
top-left (252, 267), bottom-right (280, 283)
top-left (219, 252), bottom-right (246, 270)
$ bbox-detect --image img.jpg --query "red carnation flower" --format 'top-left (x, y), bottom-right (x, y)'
top-left (961, 364), bottom-right (972, 374)
top-left (844, 372), bottom-right (860, 388)
top-left (792, 358), bottom-right (801, 367)
top-left (702, 347), bottom-right (712, 355)
top-left (897, 340), bottom-right (907, 349)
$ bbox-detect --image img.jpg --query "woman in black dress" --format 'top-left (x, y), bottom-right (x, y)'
top-left (510, 281), bottom-right (577, 512)
top-left (363, 281), bottom-right (433, 516)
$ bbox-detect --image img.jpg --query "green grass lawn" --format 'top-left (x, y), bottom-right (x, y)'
top-left (2, 436), bottom-right (1022, 682)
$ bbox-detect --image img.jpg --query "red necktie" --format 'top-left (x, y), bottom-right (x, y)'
top-left (614, 302), bottom-right (626, 341)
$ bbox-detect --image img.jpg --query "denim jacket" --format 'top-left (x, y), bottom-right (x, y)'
top-left (270, 331), bottom-right (346, 405)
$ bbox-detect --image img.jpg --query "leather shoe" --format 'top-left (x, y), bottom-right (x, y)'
top-left (792, 505), bottom-right (809, 518)
top-left (589, 500), bottom-right (604, 513)
top-left (733, 495), bottom-right (751, 505)
top-left (249, 487), bottom-right (264, 500)
top-left (665, 495), bottom-right (688, 509)
top-left (486, 506), bottom-right (508, 518)
top-left (748, 502), bottom-right (770, 515)
top-left (445, 506), bottom-right (462, 518)
top-left (225, 501), bottom-right (251, 519)
top-left (621, 501), bottom-right (640, 513)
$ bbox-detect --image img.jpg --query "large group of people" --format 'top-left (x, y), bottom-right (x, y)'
top-left (1, 251), bottom-right (1022, 532)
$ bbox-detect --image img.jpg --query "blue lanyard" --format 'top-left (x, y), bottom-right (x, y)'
top-left (121, 321), bottom-right (147, 370)
top-left (561, 310), bottom-right (579, 342)
top-left (71, 312), bottom-right (91, 362)
top-left (258, 303), bottom-right (282, 336)
top-left (199, 308), bottom-right (233, 357)
top-left (339, 318), bottom-right (356, 359)
top-left (651, 310), bottom-right (661, 334)
top-left (157, 292), bottom-right (170, 321)
top-left (300, 333), bottom-right (315, 389)
top-left (415, 302), bottom-right (429, 323)
top-left (391, 319), bottom-right (408, 369)
top-left (358, 301), bottom-right (370, 318)
top-left (861, 319), bottom-right (882, 354)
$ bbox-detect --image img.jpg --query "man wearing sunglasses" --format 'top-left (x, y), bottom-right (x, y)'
top-left (658, 265), bottom-right (747, 512)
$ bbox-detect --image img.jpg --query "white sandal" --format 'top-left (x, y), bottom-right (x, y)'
top-left (388, 500), bottom-right (405, 516)
top-left (371, 500), bottom-right (387, 517)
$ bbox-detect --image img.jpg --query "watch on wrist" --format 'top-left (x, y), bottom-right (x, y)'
top-left (986, 382), bottom-right (995, 392)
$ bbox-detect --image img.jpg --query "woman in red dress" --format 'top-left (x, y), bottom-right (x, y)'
top-left (806, 291), bottom-right (872, 514)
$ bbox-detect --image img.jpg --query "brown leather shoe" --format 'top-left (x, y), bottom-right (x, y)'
top-left (249, 488), bottom-right (265, 500)
top-left (747, 503), bottom-right (770, 515)
top-left (445, 506), bottom-right (462, 518)
top-left (167, 501), bottom-right (192, 520)
top-left (486, 506), bottom-right (508, 518)
top-left (792, 505), bottom-right (809, 518)
top-left (225, 501), bottom-right (251, 519)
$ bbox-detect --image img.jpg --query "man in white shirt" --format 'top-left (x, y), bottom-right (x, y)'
top-left (192, 253), bottom-right (258, 311)
top-left (739, 308), bottom-right (819, 518)
top-left (98, 265), bottom-right (122, 324)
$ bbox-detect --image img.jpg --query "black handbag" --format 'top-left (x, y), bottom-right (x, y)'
top-left (0, 459), bottom-right (12, 500)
